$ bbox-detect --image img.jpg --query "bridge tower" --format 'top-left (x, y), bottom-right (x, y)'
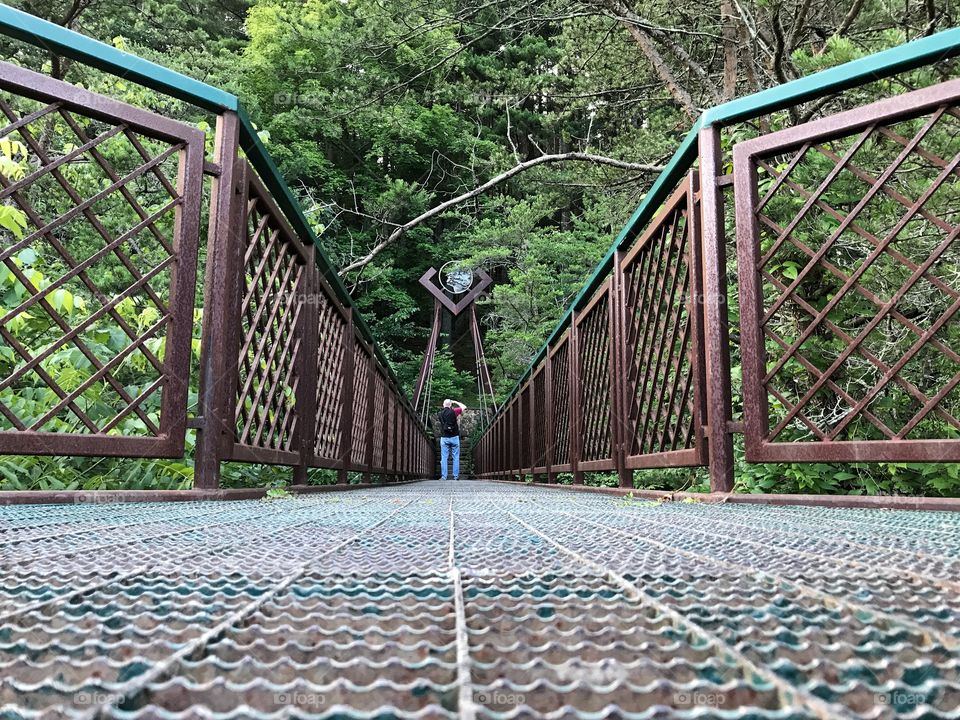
top-left (413, 264), bottom-right (497, 425)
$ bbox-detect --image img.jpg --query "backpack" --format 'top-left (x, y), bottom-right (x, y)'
top-left (439, 407), bottom-right (459, 437)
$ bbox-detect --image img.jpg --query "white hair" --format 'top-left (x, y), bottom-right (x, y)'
top-left (443, 399), bottom-right (452, 407)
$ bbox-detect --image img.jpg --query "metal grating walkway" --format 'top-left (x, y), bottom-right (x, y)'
top-left (1, 480), bottom-right (959, 719)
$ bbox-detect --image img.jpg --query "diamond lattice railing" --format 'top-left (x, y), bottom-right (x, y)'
top-left (531, 368), bottom-right (546, 468)
top-left (350, 344), bottom-right (372, 466)
top-left (234, 172), bottom-right (307, 454)
top-left (550, 340), bottom-right (570, 467)
top-left (371, 371), bottom-right (387, 470)
top-left (621, 179), bottom-right (704, 464)
top-left (740, 96), bottom-right (960, 453)
top-left (0, 79), bottom-right (203, 455)
top-left (0, 59), bottom-right (432, 476)
top-left (577, 289), bottom-right (612, 463)
top-left (313, 291), bottom-right (345, 461)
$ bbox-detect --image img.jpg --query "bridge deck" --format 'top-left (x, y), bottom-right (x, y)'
top-left (2, 480), bottom-right (958, 719)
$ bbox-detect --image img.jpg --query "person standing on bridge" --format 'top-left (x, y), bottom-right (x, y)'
top-left (438, 399), bottom-right (466, 481)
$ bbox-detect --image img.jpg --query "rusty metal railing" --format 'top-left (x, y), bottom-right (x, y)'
top-left (474, 37), bottom-right (960, 493)
top-left (735, 79), bottom-right (960, 464)
top-left (0, 12), bottom-right (434, 494)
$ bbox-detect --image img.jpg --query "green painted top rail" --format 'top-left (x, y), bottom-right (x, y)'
top-left (0, 4), bottom-right (414, 407)
top-left (491, 27), bottom-right (960, 420)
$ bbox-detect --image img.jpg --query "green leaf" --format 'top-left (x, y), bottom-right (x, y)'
top-left (17, 248), bottom-right (36, 265)
top-left (0, 206), bottom-right (27, 239)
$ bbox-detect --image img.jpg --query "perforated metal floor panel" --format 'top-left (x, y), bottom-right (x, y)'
top-left (2, 480), bottom-right (959, 719)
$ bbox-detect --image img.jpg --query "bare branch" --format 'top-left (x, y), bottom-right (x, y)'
top-left (827, 0), bottom-right (867, 47)
top-left (338, 152), bottom-right (664, 276)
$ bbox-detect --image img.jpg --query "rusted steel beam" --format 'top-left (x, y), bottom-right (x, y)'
top-left (698, 126), bottom-right (735, 492)
top-left (486, 478), bottom-right (960, 512)
top-left (0, 479), bottom-right (430, 506)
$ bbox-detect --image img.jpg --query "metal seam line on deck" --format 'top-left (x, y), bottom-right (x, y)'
top-left (504, 510), bottom-right (854, 720)
top-left (449, 499), bottom-right (477, 720)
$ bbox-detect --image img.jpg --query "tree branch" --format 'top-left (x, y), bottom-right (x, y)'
top-left (338, 152), bottom-right (664, 276)
top-left (826, 0), bottom-right (867, 48)
top-left (598, 0), bottom-right (723, 108)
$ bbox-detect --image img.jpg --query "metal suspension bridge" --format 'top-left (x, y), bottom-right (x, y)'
top-left (0, 7), bottom-right (959, 718)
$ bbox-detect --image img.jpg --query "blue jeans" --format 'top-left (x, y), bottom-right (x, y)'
top-left (440, 436), bottom-right (460, 479)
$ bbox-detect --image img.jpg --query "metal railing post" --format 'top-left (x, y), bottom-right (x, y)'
top-left (699, 126), bottom-right (735, 492)
top-left (195, 111), bottom-right (242, 490)
top-left (294, 248), bottom-right (320, 485)
top-left (388, 396), bottom-right (397, 479)
top-left (611, 251), bottom-right (632, 488)
top-left (544, 353), bottom-right (555, 483)
top-left (569, 312), bottom-right (585, 485)
top-left (521, 389), bottom-right (530, 481)
top-left (337, 309), bottom-right (355, 484)
top-left (507, 412), bottom-right (511, 478)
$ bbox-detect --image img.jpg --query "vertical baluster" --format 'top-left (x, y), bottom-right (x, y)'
top-left (337, 309), bottom-right (355, 484)
top-left (699, 126), bottom-right (735, 492)
top-left (195, 112), bottom-right (243, 490)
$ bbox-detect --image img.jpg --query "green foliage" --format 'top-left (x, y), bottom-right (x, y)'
top-left (735, 456), bottom-right (960, 498)
top-left (264, 477), bottom-right (292, 499)
top-left (583, 472), bottom-right (619, 488)
top-left (397, 346), bottom-right (474, 407)
top-left (0, 453), bottom-right (193, 491)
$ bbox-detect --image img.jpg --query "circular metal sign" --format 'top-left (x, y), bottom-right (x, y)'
top-left (439, 261), bottom-right (474, 295)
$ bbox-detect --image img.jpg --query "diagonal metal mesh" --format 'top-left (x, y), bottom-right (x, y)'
top-left (350, 344), bottom-right (371, 466)
top-left (621, 183), bottom-right (701, 460)
top-left (0, 94), bottom-right (190, 441)
top-left (531, 369), bottom-right (546, 469)
top-left (2, 480), bottom-right (958, 718)
top-left (748, 102), bottom-right (960, 445)
top-left (550, 340), bottom-right (570, 467)
top-left (313, 294), bottom-right (345, 461)
top-left (576, 291), bottom-right (612, 463)
top-left (371, 372), bottom-right (387, 470)
top-left (234, 176), bottom-right (307, 454)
